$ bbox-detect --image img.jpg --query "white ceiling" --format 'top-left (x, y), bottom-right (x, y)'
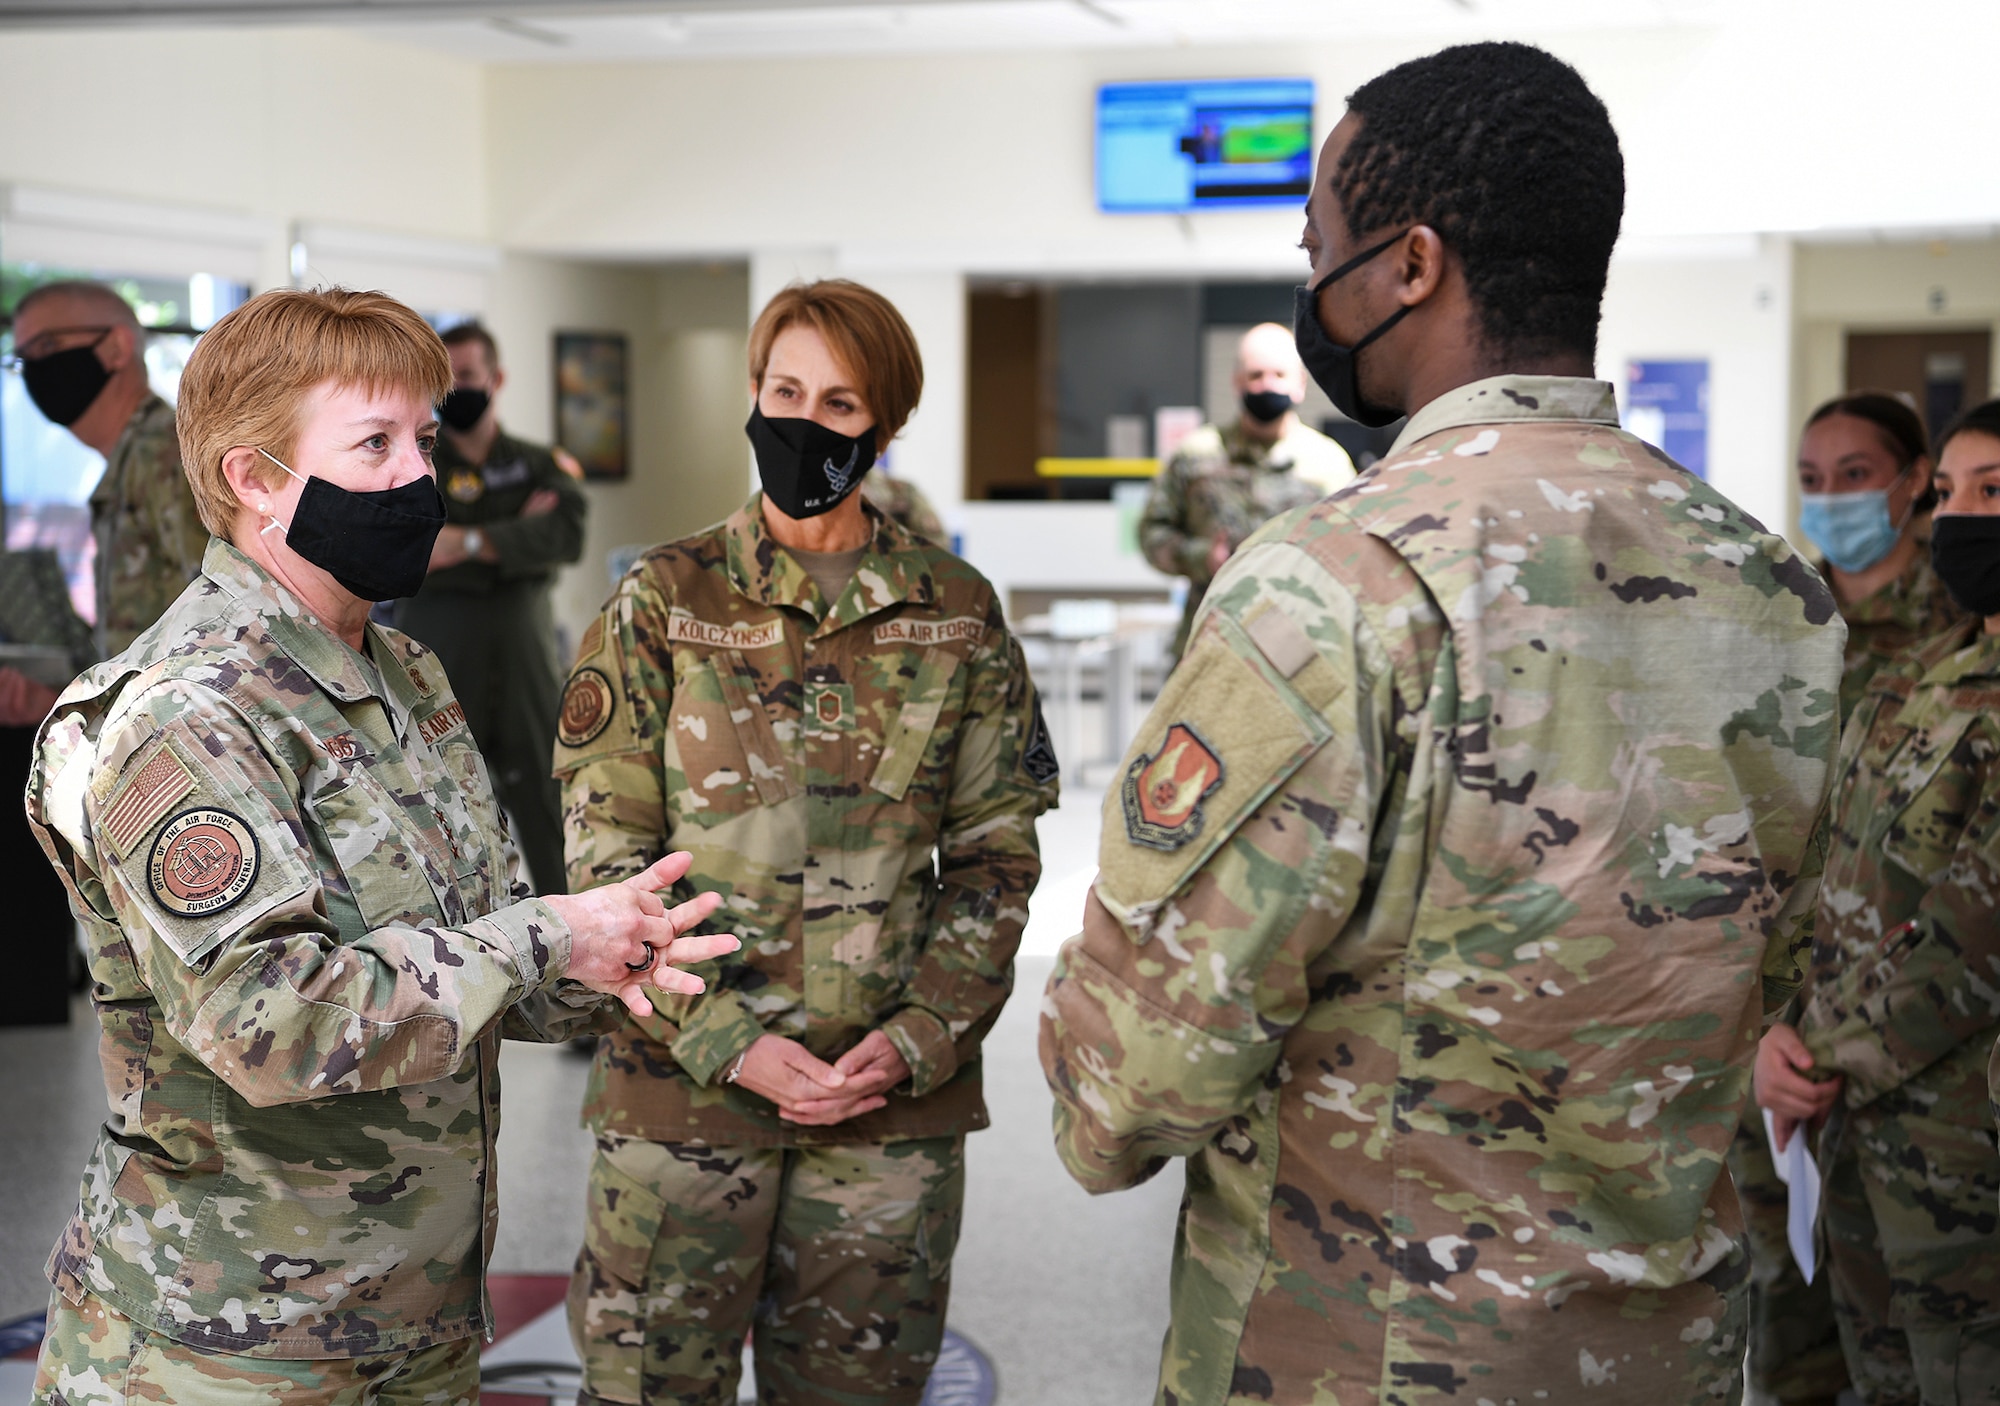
top-left (0, 0), bottom-right (1728, 59)
top-left (368, 0), bottom-right (1726, 63)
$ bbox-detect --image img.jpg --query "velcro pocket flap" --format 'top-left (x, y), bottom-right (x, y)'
top-left (871, 646), bottom-right (962, 801)
top-left (584, 1149), bottom-right (668, 1288)
top-left (1094, 608), bottom-right (1335, 936)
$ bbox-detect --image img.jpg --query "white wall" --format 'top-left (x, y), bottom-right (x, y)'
top-left (485, 258), bottom-right (752, 647)
top-left (0, 25), bottom-right (488, 288)
top-left (1596, 238), bottom-right (1795, 538)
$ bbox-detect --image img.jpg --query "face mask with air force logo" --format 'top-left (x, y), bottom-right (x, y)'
top-left (745, 406), bottom-right (876, 519)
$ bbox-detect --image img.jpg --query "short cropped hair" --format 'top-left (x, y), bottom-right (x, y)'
top-left (1336, 42), bottom-right (1624, 362)
top-left (748, 280), bottom-right (923, 456)
top-left (177, 287), bottom-right (452, 537)
top-left (14, 280), bottom-right (141, 330)
top-left (1807, 390), bottom-right (1935, 508)
top-left (440, 320), bottom-right (500, 370)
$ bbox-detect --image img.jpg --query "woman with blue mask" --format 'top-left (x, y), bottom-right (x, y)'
top-left (1732, 392), bottom-right (1966, 1406)
top-left (1757, 398), bottom-right (2000, 1403)
top-left (1797, 391), bottom-right (1963, 719)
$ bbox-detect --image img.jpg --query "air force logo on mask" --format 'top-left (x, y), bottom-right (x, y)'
top-left (823, 443), bottom-right (860, 497)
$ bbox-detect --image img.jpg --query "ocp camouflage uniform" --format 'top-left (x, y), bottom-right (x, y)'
top-left (1140, 417), bottom-right (1355, 655)
top-left (1732, 535), bottom-right (1963, 1404)
top-left (554, 495), bottom-right (1058, 1405)
top-left (1041, 375), bottom-right (1845, 1405)
top-left (860, 466), bottom-right (946, 543)
top-left (92, 393), bottom-right (208, 656)
top-left (1791, 617), bottom-right (2000, 1404)
top-left (25, 538), bottom-right (610, 1403)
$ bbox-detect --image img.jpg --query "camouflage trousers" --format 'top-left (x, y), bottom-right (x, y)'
top-left (31, 1291), bottom-right (477, 1405)
top-left (567, 1134), bottom-right (964, 1406)
top-left (1822, 1039), bottom-right (2000, 1406)
top-left (1729, 1103), bottom-right (1851, 1402)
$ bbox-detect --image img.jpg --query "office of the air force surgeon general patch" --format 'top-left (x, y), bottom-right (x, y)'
top-left (1122, 720), bottom-right (1224, 851)
top-left (148, 807), bottom-right (260, 917)
top-left (559, 666), bottom-right (615, 748)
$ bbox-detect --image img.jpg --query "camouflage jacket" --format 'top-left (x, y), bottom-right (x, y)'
top-left (860, 467), bottom-right (946, 544)
top-left (1140, 418), bottom-right (1355, 652)
top-left (423, 426), bottom-right (588, 594)
top-left (1819, 530), bottom-right (1964, 723)
top-left (1800, 618), bottom-right (2000, 1109)
top-left (1042, 375), bottom-right (1845, 1405)
top-left (26, 538), bottom-right (606, 1359)
top-left (92, 394), bottom-right (208, 656)
top-left (554, 495), bottom-right (1058, 1147)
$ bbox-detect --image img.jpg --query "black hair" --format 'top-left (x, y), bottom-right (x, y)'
top-left (1806, 390), bottom-right (1935, 510)
top-left (439, 319), bottom-right (500, 369)
top-left (1934, 398), bottom-right (2000, 463)
top-left (1335, 42), bottom-right (1624, 362)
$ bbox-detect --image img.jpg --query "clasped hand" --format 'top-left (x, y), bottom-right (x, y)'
top-left (1754, 1022), bottom-right (1843, 1154)
top-left (546, 851), bottom-right (740, 1018)
top-left (732, 1029), bottom-right (910, 1126)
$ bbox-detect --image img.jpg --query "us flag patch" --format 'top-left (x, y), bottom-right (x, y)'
top-left (100, 741), bottom-right (198, 859)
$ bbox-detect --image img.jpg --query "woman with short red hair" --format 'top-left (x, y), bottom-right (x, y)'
top-left (26, 286), bottom-right (734, 1404)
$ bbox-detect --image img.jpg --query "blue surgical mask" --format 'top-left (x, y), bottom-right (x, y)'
top-left (1799, 485), bottom-right (1907, 574)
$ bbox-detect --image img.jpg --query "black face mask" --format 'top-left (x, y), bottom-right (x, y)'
top-left (1930, 514), bottom-right (2000, 617)
top-left (1293, 229), bottom-right (1414, 429)
top-left (746, 407), bottom-right (874, 519)
top-left (259, 449), bottom-right (447, 602)
top-left (438, 387), bottom-right (491, 432)
top-left (1241, 389), bottom-right (1295, 424)
top-left (22, 335), bottom-right (112, 426)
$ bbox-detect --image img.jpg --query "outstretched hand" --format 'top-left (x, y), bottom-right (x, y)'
top-left (547, 852), bottom-right (740, 1018)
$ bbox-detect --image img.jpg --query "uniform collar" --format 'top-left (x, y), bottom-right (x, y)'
top-left (1920, 619), bottom-right (2000, 686)
top-left (723, 493), bottom-right (936, 633)
top-left (199, 538), bottom-right (400, 706)
top-left (1833, 528), bottom-right (1953, 634)
top-left (1388, 375), bottom-right (1621, 458)
top-left (108, 393), bottom-right (173, 464)
top-left (1220, 419), bottom-right (1300, 471)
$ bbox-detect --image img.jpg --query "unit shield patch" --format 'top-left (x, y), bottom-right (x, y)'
top-left (1122, 721), bottom-right (1225, 851)
top-left (559, 667), bottom-right (615, 748)
top-left (148, 807), bottom-right (260, 917)
top-left (1020, 696), bottom-right (1060, 785)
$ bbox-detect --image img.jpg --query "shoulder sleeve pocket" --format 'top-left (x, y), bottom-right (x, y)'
top-left (98, 735), bottom-right (314, 969)
top-left (1093, 606), bottom-right (1336, 935)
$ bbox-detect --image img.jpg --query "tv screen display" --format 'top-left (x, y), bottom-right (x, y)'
top-left (1097, 78), bottom-right (1315, 213)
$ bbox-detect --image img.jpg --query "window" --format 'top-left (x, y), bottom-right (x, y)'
top-left (1, 265), bottom-right (248, 621)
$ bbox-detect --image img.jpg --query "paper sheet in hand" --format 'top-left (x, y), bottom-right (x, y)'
top-left (1762, 1107), bottom-right (1820, 1282)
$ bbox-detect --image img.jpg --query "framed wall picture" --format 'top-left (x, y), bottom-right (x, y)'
top-left (554, 331), bottom-right (629, 479)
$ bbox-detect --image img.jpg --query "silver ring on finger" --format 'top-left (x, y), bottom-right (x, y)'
top-left (625, 941), bottom-right (658, 974)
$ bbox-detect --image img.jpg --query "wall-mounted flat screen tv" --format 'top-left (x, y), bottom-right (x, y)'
top-left (1097, 78), bottom-right (1315, 213)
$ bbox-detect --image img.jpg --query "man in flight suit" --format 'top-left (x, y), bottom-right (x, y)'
top-left (395, 321), bottom-right (586, 895)
top-left (1041, 42), bottom-right (1845, 1405)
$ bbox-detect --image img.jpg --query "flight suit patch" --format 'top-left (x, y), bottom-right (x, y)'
top-left (444, 469), bottom-right (485, 504)
top-left (560, 667), bottom-right (615, 747)
top-left (1122, 721), bottom-right (1224, 851)
top-left (148, 807), bottom-right (260, 917)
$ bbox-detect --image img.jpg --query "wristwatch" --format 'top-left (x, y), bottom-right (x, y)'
top-left (463, 528), bottom-right (485, 557)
